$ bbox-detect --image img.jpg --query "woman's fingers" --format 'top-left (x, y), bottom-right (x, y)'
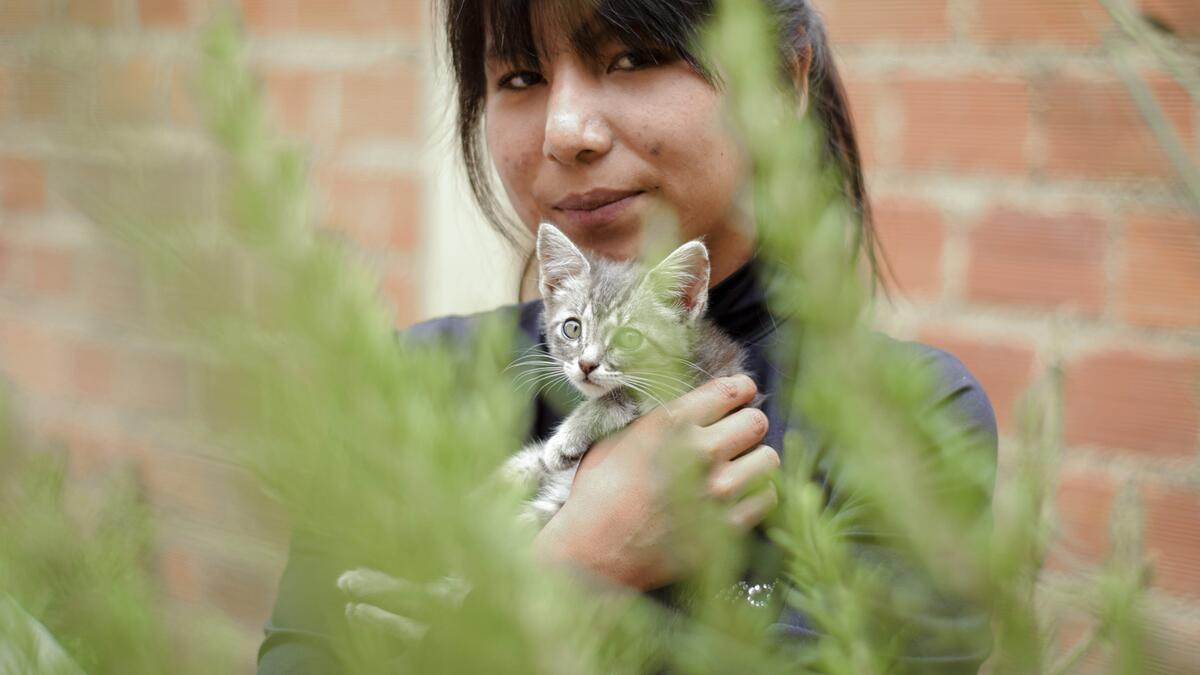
top-left (338, 569), bottom-right (470, 618)
top-left (708, 445), bottom-right (780, 500)
top-left (344, 602), bottom-right (428, 642)
top-left (339, 568), bottom-right (420, 600)
top-left (656, 375), bottom-right (758, 427)
top-left (726, 481), bottom-right (780, 530)
top-left (710, 443), bottom-right (781, 530)
top-left (697, 408), bottom-right (769, 464)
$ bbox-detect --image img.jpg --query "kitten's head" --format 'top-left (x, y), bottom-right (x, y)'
top-left (536, 223), bottom-right (710, 401)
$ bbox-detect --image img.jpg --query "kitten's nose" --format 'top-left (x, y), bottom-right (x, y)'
top-left (578, 360), bottom-right (597, 376)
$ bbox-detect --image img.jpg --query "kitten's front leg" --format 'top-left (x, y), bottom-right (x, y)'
top-left (540, 428), bottom-right (588, 473)
top-left (502, 441), bottom-right (546, 490)
top-left (541, 402), bottom-right (636, 472)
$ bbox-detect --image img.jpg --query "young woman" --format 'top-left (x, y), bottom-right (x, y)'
top-left (259, 2), bottom-right (998, 673)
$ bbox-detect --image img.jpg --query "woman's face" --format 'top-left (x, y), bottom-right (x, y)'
top-left (483, 21), bottom-right (751, 268)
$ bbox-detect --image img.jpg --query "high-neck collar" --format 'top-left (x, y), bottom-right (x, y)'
top-left (705, 255), bottom-right (779, 345)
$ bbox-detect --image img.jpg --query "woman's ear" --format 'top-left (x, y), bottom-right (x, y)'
top-left (789, 45), bottom-right (813, 118)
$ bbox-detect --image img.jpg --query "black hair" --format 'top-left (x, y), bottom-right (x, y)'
top-left (437, 0), bottom-right (887, 288)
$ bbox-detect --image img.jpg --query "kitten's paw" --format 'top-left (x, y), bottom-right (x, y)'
top-left (502, 444), bottom-right (545, 489)
top-left (540, 440), bottom-right (578, 473)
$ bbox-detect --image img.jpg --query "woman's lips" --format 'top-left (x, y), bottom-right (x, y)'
top-left (552, 189), bottom-right (644, 228)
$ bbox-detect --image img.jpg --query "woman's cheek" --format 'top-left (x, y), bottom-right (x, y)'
top-left (487, 130), bottom-right (540, 225)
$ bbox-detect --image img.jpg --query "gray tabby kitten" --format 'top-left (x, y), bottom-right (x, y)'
top-left (504, 223), bottom-right (753, 525)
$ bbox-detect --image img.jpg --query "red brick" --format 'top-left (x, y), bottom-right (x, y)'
top-left (0, 157), bottom-right (45, 210)
top-left (383, 263), bottom-right (417, 327)
top-left (240, 0), bottom-right (421, 35)
top-left (239, 0), bottom-right (270, 28)
top-left (95, 57), bottom-right (164, 125)
top-left (338, 64), bottom-right (420, 142)
top-left (203, 554), bottom-right (275, 626)
top-left (973, 0), bottom-right (1112, 45)
top-left (895, 76), bottom-right (1030, 172)
top-left (72, 341), bottom-right (116, 398)
top-left (321, 169), bottom-right (422, 252)
top-left (1064, 350), bottom-right (1200, 457)
top-left (1051, 467), bottom-right (1117, 568)
top-left (14, 65), bottom-right (75, 121)
top-left (0, 0), bottom-right (48, 32)
top-left (1041, 73), bottom-right (1194, 180)
top-left (84, 253), bottom-right (145, 320)
top-left (66, 0), bottom-right (119, 27)
top-left (159, 541), bottom-right (203, 603)
top-left (915, 331), bottom-right (1036, 434)
top-left (967, 208), bottom-right (1106, 313)
top-left (116, 351), bottom-right (191, 414)
top-left (140, 448), bottom-right (230, 520)
top-left (262, 69), bottom-right (323, 138)
top-left (1143, 481), bottom-right (1200, 600)
top-left (811, 0), bottom-right (950, 44)
top-left (139, 0), bottom-right (190, 26)
top-left (873, 196), bottom-right (943, 298)
top-left (0, 66), bottom-right (9, 122)
top-left (842, 75), bottom-right (881, 170)
top-left (43, 421), bottom-right (99, 478)
top-left (0, 318), bottom-right (70, 397)
top-left (29, 244), bottom-right (76, 300)
top-left (1142, 0), bottom-right (1200, 36)
top-left (0, 234), bottom-right (11, 285)
top-left (1118, 210), bottom-right (1200, 329)
top-left (167, 64), bottom-right (197, 127)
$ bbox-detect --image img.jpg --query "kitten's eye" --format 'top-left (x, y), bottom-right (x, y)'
top-left (561, 318), bottom-right (582, 340)
top-left (613, 327), bottom-right (643, 350)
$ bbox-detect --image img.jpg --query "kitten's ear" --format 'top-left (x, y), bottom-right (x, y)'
top-left (537, 223), bottom-right (590, 298)
top-left (646, 240), bottom-right (710, 321)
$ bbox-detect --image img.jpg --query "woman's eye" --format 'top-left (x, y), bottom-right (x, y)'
top-left (613, 328), bottom-right (643, 350)
top-left (561, 318), bottom-right (582, 340)
top-left (497, 71), bottom-right (544, 90)
top-left (609, 50), bottom-right (661, 73)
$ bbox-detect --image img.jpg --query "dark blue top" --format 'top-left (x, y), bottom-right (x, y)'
top-left (257, 257), bottom-right (997, 674)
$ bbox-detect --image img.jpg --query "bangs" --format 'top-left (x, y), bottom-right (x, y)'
top-left (482, 0), bottom-right (715, 73)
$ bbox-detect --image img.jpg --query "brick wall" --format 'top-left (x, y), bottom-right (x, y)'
top-left (0, 0), bottom-right (430, 665)
top-left (1, 0), bottom-right (1198, 671)
top-left (821, 0), bottom-right (1200, 667)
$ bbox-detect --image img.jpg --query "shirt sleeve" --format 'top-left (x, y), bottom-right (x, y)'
top-left (769, 341), bottom-right (999, 674)
top-left (256, 529), bottom-right (352, 675)
top-left (257, 315), bottom-right (475, 675)
top-left (901, 343), bottom-right (999, 672)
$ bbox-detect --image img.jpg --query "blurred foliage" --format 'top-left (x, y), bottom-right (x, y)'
top-left (0, 392), bottom-right (241, 674)
top-left (0, 1), bottom-right (1166, 673)
top-left (1098, 0), bottom-right (1200, 214)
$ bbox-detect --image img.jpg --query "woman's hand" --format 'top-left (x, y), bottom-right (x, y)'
top-left (534, 374), bottom-right (779, 591)
top-left (338, 568), bottom-right (470, 643)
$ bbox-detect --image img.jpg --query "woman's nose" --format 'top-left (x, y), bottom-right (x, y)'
top-left (542, 70), bottom-right (613, 165)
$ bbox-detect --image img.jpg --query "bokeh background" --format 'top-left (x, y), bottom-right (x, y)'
top-left (0, 0), bottom-right (1196, 671)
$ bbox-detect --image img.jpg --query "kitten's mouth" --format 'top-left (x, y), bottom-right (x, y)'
top-left (574, 375), bottom-right (614, 398)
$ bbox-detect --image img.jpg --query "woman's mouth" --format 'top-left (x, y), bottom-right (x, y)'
top-left (552, 189), bottom-right (644, 229)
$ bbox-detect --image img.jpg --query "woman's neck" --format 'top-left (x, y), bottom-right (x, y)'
top-left (705, 226), bottom-right (755, 288)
